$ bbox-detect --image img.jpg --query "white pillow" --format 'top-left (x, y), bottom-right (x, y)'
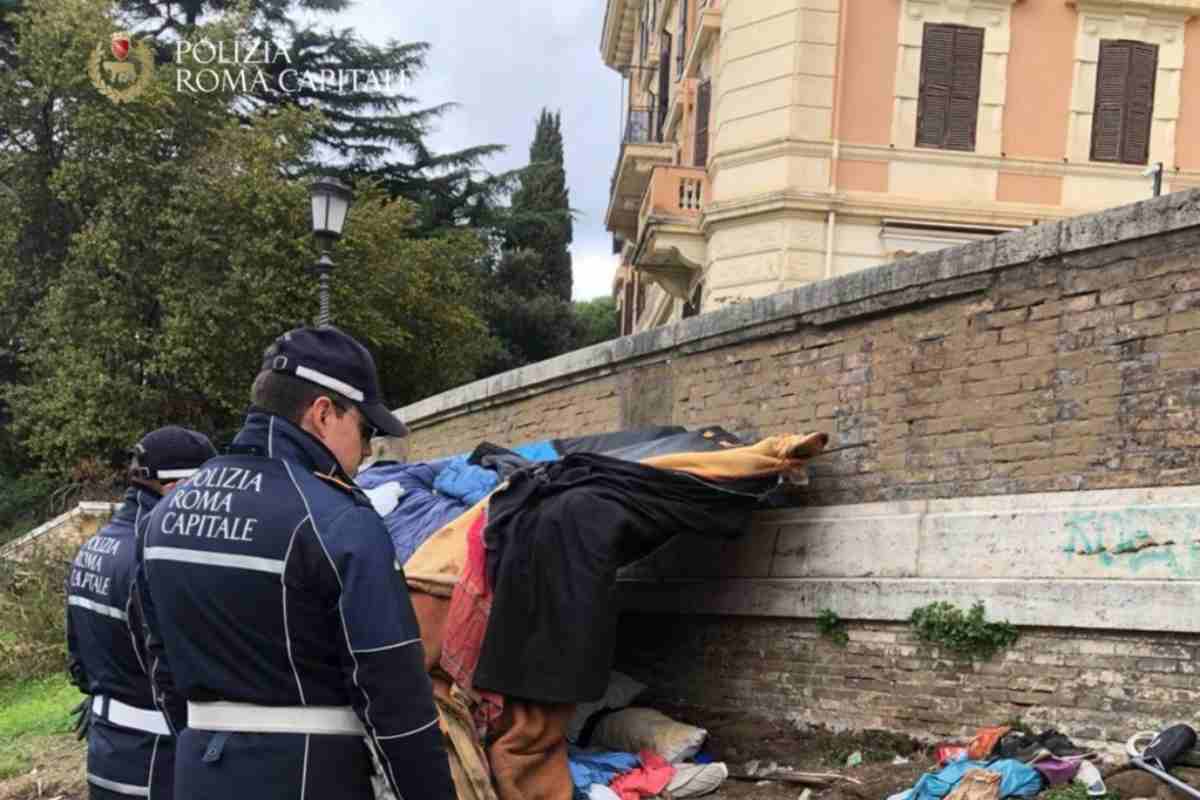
top-left (589, 707), bottom-right (708, 764)
top-left (566, 671), bottom-right (647, 743)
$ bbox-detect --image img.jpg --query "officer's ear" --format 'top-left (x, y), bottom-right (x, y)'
top-left (300, 395), bottom-right (338, 440)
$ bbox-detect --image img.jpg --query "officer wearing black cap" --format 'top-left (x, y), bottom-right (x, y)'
top-left (139, 326), bottom-right (453, 800)
top-left (67, 426), bottom-right (217, 800)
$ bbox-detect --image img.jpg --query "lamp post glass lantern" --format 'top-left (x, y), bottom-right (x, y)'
top-left (309, 176), bottom-right (354, 326)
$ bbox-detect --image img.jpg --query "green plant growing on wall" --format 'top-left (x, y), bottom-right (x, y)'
top-left (816, 608), bottom-right (849, 646)
top-left (909, 601), bottom-right (1018, 660)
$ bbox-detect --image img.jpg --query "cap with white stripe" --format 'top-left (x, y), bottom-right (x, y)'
top-left (131, 426), bottom-right (217, 483)
top-left (261, 326), bottom-right (409, 437)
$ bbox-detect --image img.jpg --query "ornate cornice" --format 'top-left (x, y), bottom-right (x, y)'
top-left (1068, 0), bottom-right (1200, 17)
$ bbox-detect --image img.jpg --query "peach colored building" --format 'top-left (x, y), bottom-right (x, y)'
top-left (601, 0), bottom-right (1200, 334)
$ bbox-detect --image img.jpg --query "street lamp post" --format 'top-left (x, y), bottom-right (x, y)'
top-left (309, 176), bottom-right (354, 327)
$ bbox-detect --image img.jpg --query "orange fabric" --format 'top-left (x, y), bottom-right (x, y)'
top-left (487, 699), bottom-right (575, 800)
top-left (640, 431), bottom-right (829, 479)
top-left (405, 497), bottom-right (490, 597)
top-left (968, 726), bottom-right (1012, 761)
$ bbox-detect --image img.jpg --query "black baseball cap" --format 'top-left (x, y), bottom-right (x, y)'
top-left (261, 326), bottom-right (409, 437)
top-left (131, 426), bottom-right (217, 481)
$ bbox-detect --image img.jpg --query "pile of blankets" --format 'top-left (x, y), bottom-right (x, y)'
top-left (356, 425), bottom-right (830, 800)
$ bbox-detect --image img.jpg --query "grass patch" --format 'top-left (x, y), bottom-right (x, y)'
top-left (0, 674), bottom-right (77, 739)
top-left (1043, 781), bottom-right (1121, 800)
top-left (0, 541), bottom-right (74, 683)
top-left (0, 674), bottom-right (79, 782)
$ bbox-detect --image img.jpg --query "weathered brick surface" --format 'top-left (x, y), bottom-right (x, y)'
top-left (405, 376), bottom-right (624, 460)
top-left (614, 615), bottom-right (1200, 753)
top-left (409, 229), bottom-right (1200, 502)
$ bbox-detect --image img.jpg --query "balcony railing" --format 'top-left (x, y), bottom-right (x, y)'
top-left (610, 105), bottom-right (662, 194)
top-left (638, 165), bottom-right (708, 241)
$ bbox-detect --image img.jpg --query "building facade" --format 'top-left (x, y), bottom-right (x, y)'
top-left (601, 0), bottom-right (1200, 334)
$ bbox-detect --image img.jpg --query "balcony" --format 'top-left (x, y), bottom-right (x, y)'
top-left (601, 0), bottom-right (639, 71)
top-left (684, 0), bottom-right (721, 79)
top-left (605, 106), bottom-right (675, 240)
top-left (633, 165), bottom-right (708, 300)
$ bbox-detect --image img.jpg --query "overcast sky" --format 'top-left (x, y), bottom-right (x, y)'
top-left (326, 0), bottom-right (623, 300)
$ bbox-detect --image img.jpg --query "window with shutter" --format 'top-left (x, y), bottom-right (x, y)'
top-left (1090, 39), bottom-right (1157, 165)
top-left (694, 78), bottom-right (711, 167)
top-left (915, 23), bottom-right (983, 151)
top-left (657, 33), bottom-right (671, 141)
top-left (676, 0), bottom-right (688, 80)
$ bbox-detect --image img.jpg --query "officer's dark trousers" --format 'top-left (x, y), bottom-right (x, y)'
top-left (176, 728), bottom-right (375, 799)
top-left (87, 719), bottom-right (175, 800)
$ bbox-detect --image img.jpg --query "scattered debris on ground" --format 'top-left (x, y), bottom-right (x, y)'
top-left (0, 735), bottom-right (85, 800)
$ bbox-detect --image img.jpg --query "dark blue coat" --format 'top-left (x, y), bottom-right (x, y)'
top-left (138, 411), bottom-right (453, 800)
top-left (68, 486), bottom-right (176, 800)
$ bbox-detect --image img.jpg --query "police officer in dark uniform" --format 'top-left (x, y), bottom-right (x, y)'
top-left (139, 326), bottom-right (454, 800)
top-left (66, 426), bottom-right (217, 800)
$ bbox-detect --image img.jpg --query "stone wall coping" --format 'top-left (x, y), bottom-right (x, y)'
top-left (0, 501), bottom-right (119, 558)
top-left (395, 189), bottom-right (1200, 429)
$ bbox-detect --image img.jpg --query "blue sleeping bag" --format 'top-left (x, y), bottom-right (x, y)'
top-left (357, 460), bottom-right (470, 562)
top-left (432, 440), bottom-right (560, 506)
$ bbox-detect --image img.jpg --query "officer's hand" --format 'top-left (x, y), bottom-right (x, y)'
top-left (71, 697), bottom-right (92, 740)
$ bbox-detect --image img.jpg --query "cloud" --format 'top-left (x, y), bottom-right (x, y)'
top-left (573, 249), bottom-right (619, 301)
top-left (326, 0), bottom-right (620, 301)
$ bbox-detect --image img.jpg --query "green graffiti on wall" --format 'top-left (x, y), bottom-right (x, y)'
top-left (1060, 507), bottom-right (1200, 577)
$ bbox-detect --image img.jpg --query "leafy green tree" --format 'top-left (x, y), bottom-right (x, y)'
top-left (0, 0), bottom-right (494, 472)
top-left (506, 108), bottom-right (572, 301)
top-left (476, 110), bottom-right (578, 377)
top-left (571, 296), bottom-right (618, 349)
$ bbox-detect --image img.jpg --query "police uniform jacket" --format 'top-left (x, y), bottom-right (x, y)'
top-left (139, 411), bottom-right (454, 800)
top-left (67, 486), bottom-right (175, 799)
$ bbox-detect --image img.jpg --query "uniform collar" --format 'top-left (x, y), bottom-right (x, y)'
top-left (113, 485), bottom-right (162, 528)
top-left (233, 410), bottom-right (355, 484)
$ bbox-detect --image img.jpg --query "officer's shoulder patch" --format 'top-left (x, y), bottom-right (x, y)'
top-left (314, 471), bottom-right (374, 509)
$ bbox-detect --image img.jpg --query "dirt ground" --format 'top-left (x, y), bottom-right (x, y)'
top-left (0, 735), bottom-right (86, 800)
top-left (16, 708), bottom-right (1182, 800)
top-left (659, 703), bottom-right (932, 800)
top-left (0, 712), bottom-right (929, 800)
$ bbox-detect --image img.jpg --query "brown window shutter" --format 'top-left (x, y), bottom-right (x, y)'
top-left (1122, 42), bottom-right (1157, 164)
top-left (946, 26), bottom-right (983, 150)
top-left (1091, 40), bottom-right (1130, 162)
top-left (916, 24), bottom-right (983, 151)
top-left (1090, 40), bottom-right (1157, 164)
top-left (916, 25), bottom-right (953, 148)
top-left (694, 78), bottom-right (711, 167)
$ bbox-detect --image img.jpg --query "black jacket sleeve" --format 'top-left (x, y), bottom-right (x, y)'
top-left (66, 592), bottom-right (88, 692)
top-left (135, 538), bottom-right (186, 734)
